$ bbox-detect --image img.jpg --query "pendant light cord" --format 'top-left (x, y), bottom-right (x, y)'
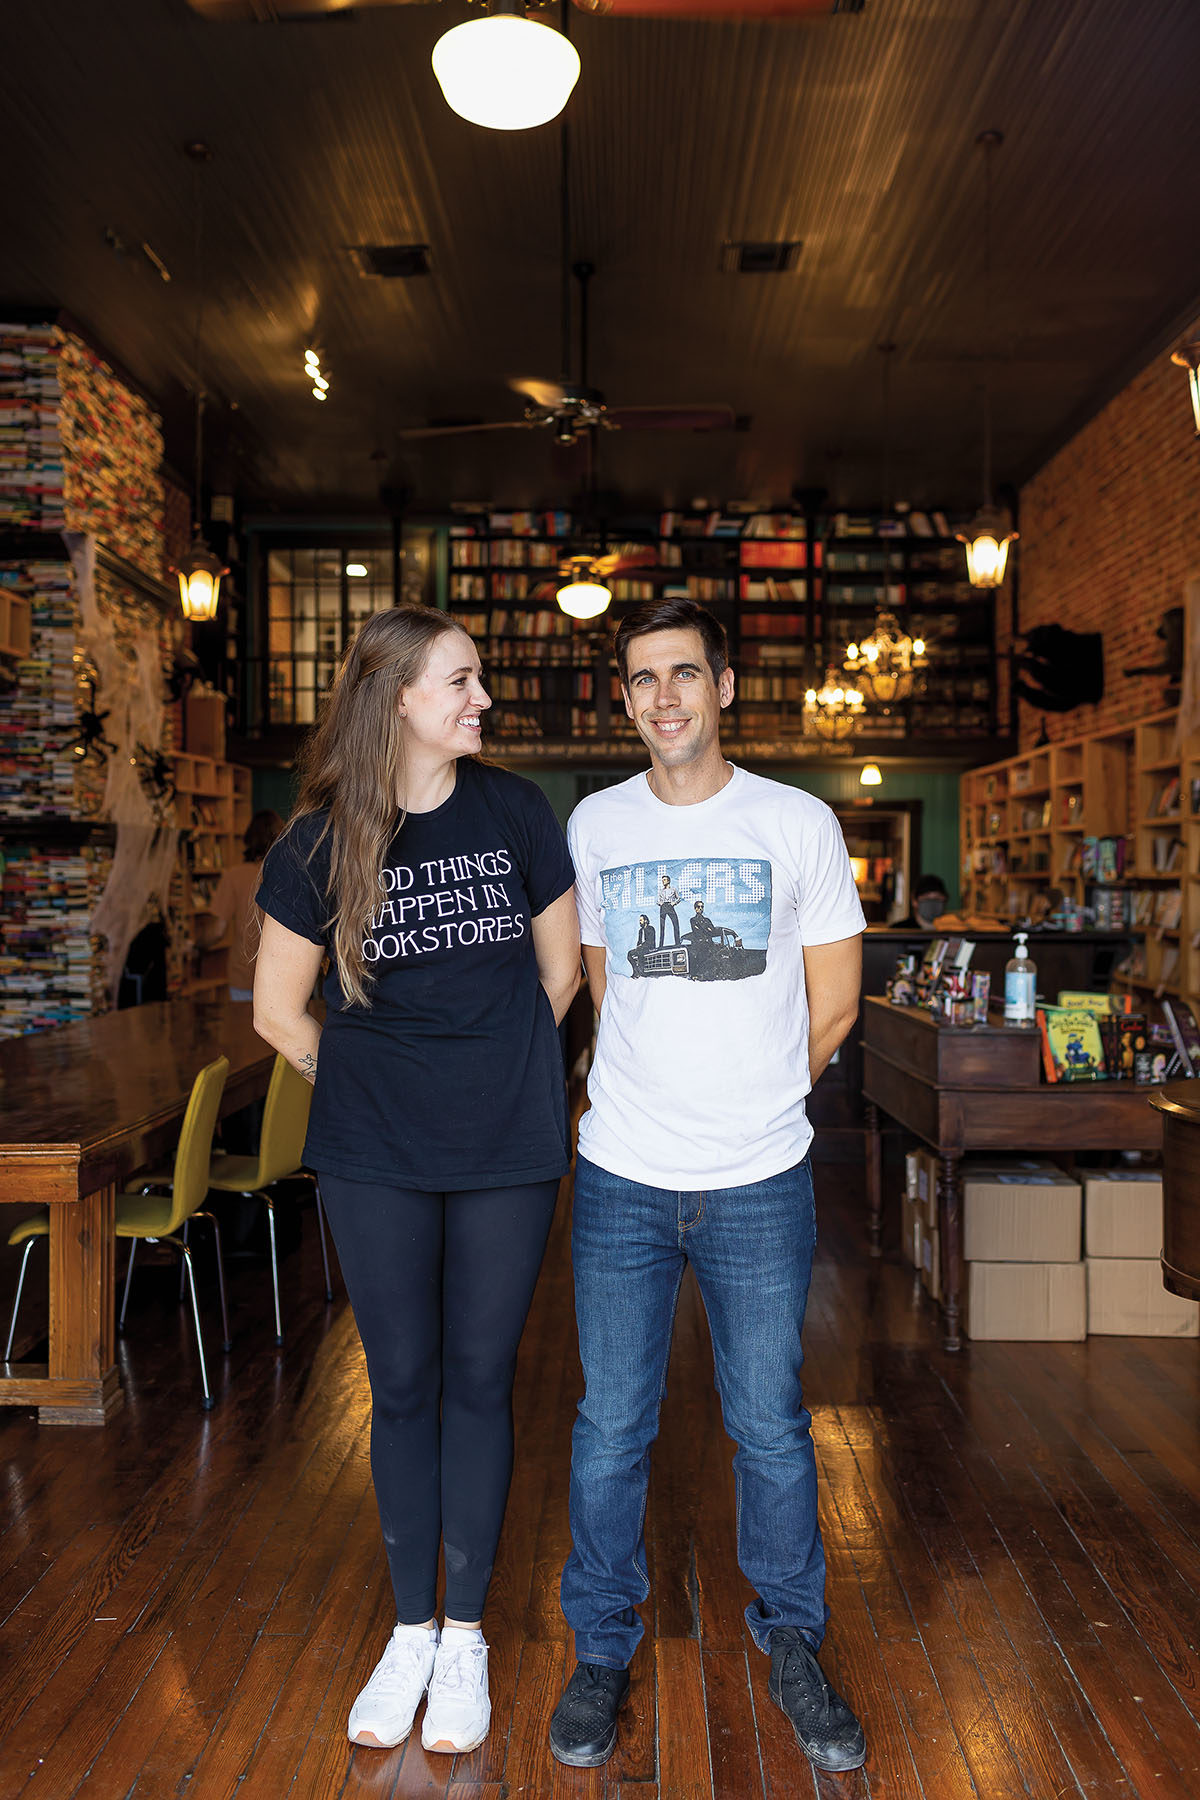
top-left (190, 151), bottom-right (208, 537)
top-left (978, 130), bottom-right (1001, 508)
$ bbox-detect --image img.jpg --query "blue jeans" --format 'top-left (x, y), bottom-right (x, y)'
top-left (561, 1153), bottom-right (827, 1668)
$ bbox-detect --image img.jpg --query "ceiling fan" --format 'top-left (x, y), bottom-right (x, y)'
top-left (399, 260), bottom-right (738, 446)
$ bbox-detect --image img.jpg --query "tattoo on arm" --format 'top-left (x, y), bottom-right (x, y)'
top-left (299, 1051), bottom-right (317, 1079)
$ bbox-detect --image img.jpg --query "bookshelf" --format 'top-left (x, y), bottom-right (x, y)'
top-left (960, 709), bottom-right (1200, 1010)
top-left (445, 507), bottom-right (1001, 753)
top-left (171, 752), bottom-right (244, 999)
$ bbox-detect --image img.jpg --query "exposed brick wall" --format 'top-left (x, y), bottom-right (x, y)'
top-left (1007, 351), bottom-right (1200, 748)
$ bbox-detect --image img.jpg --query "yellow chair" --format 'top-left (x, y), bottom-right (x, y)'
top-left (206, 1052), bottom-right (334, 1345)
top-left (5, 1055), bottom-right (231, 1409)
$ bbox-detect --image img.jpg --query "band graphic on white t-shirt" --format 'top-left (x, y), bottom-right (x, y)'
top-left (598, 857), bottom-right (771, 983)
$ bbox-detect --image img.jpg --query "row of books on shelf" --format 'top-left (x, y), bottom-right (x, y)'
top-left (447, 510), bottom-right (982, 549)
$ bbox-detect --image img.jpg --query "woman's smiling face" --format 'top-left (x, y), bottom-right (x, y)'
top-left (398, 628), bottom-right (492, 762)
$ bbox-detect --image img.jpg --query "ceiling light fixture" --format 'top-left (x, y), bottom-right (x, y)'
top-left (844, 611), bottom-right (928, 705)
top-left (556, 577), bottom-right (611, 620)
top-left (803, 670), bottom-right (864, 742)
top-left (305, 347), bottom-right (330, 402)
top-left (860, 763), bottom-right (882, 787)
top-left (345, 562), bottom-right (368, 578)
top-left (171, 142), bottom-right (228, 624)
top-left (1170, 340), bottom-right (1200, 436)
top-left (958, 130), bottom-right (1017, 589)
top-left (432, 0), bottom-right (580, 132)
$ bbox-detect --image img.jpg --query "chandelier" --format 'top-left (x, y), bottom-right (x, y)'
top-left (804, 670), bottom-right (865, 742)
top-left (843, 612), bottom-right (928, 705)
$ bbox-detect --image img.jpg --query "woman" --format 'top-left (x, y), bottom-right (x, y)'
top-left (253, 605), bottom-right (580, 1756)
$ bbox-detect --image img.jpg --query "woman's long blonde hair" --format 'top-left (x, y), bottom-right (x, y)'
top-left (290, 604), bottom-right (473, 1007)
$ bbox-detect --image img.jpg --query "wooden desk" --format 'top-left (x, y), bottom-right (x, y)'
top-left (0, 999), bottom-right (275, 1425)
top-left (861, 997), bottom-right (1163, 1352)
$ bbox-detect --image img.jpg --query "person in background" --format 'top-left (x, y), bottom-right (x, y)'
top-left (896, 874), bottom-right (950, 930)
top-left (197, 810), bottom-right (284, 1000)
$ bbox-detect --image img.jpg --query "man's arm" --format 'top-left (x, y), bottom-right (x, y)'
top-left (802, 934), bottom-right (863, 1082)
top-left (582, 943), bottom-right (607, 1016)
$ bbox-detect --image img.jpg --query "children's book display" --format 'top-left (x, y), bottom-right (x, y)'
top-left (886, 938), bottom-right (989, 1025)
top-left (1036, 989), bottom-right (1187, 1085)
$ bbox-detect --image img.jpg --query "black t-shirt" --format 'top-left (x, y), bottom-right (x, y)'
top-left (256, 759), bottom-right (575, 1190)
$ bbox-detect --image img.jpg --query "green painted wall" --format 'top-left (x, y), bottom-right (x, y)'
top-left (253, 761), bottom-right (961, 905)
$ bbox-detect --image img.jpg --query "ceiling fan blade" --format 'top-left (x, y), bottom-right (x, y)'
top-left (509, 377), bottom-right (569, 409)
top-left (603, 405), bottom-right (738, 432)
top-left (592, 545), bottom-right (658, 576)
top-left (396, 419), bottom-right (543, 439)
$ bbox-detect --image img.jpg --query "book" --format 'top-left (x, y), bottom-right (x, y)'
top-left (1036, 1006), bottom-right (1107, 1083)
top-left (1056, 990), bottom-right (1132, 1014)
top-left (1161, 997), bottom-right (1200, 1077)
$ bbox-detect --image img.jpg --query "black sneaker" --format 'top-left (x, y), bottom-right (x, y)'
top-left (548, 1661), bottom-right (631, 1768)
top-left (768, 1628), bottom-right (866, 1772)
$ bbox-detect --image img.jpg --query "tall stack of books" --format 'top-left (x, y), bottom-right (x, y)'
top-left (0, 557), bottom-right (79, 818)
top-left (0, 322), bottom-right (66, 531)
top-left (57, 331), bottom-right (164, 575)
top-left (0, 845), bottom-right (110, 1038)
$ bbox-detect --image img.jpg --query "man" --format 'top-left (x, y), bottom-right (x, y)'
top-left (658, 873), bottom-right (682, 946)
top-left (550, 598), bottom-right (866, 1776)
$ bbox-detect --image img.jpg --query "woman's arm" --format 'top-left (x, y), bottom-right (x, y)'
top-left (531, 888), bottom-right (582, 1026)
top-left (253, 914), bottom-right (326, 1083)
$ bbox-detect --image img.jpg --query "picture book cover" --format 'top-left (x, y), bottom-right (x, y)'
top-left (1036, 1006), bottom-right (1107, 1083)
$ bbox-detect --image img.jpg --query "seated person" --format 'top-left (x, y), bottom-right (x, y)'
top-left (895, 874), bottom-right (950, 930)
top-left (686, 900), bottom-right (717, 943)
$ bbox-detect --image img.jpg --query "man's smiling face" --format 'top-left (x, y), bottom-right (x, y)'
top-left (621, 627), bottom-right (734, 772)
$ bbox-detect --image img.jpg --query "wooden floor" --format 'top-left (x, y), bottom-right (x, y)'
top-left (2, 1159), bottom-right (1200, 1799)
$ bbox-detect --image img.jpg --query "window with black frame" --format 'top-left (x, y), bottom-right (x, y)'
top-left (261, 532), bottom-right (436, 726)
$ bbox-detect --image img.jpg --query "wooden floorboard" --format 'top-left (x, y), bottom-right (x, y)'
top-left (1, 1159), bottom-right (1199, 1797)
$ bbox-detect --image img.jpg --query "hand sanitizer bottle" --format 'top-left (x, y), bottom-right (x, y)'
top-left (1003, 931), bottom-right (1037, 1026)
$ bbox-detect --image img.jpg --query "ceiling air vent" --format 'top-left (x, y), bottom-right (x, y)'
top-left (349, 243), bottom-right (432, 279)
top-left (720, 241), bottom-right (802, 275)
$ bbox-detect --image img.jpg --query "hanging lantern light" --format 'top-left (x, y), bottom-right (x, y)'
top-left (432, 0), bottom-right (580, 131)
top-left (803, 669), bottom-right (865, 742)
top-left (172, 533), bottom-right (229, 623)
top-left (1170, 341), bottom-right (1200, 436)
top-left (860, 762), bottom-right (883, 787)
top-left (844, 611), bottom-right (928, 704)
top-left (957, 503), bottom-right (1017, 589)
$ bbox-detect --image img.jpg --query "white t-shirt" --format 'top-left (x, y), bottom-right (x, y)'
top-left (568, 765), bottom-right (866, 1189)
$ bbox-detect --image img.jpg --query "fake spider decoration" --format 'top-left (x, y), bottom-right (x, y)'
top-left (133, 742), bottom-right (176, 807)
top-left (65, 677), bottom-right (118, 764)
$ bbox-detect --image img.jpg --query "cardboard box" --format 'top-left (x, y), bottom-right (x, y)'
top-left (901, 1193), bottom-right (921, 1268)
top-left (905, 1147), bottom-right (938, 1224)
top-left (921, 1222), bottom-right (942, 1302)
top-left (1084, 1171), bottom-right (1164, 1259)
top-left (1086, 1257), bottom-right (1199, 1336)
top-left (962, 1162), bottom-right (1081, 1263)
top-left (966, 1260), bottom-right (1086, 1341)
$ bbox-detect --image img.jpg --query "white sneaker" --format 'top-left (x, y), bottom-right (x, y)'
top-left (421, 1630), bottom-right (491, 1753)
top-left (347, 1623), bottom-right (438, 1748)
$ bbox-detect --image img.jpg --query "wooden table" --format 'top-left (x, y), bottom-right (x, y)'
top-left (861, 996), bottom-right (1164, 1351)
top-left (0, 998), bottom-right (275, 1425)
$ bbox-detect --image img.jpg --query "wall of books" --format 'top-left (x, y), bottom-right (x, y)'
top-left (961, 708), bottom-right (1200, 1019)
top-left (0, 313), bottom-right (237, 1034)
top-left (445, 506), bottom-right (1001, 754)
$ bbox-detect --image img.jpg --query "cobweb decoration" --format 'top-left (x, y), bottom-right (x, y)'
top-left (67, 532), bottom-right (179, 1001)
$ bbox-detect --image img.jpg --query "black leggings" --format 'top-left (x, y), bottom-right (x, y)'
top-left (318, 1172), bottom-right (559, 1624)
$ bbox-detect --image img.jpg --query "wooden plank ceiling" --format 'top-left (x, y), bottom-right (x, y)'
top-left (3, 0), bottom-right (1200, 512)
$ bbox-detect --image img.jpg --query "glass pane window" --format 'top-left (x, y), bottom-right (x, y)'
top-left (258, 537), bottom-right (399, 726)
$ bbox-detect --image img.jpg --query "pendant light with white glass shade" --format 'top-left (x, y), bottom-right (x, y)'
top-left (432, 0), bottom-right (580, 131)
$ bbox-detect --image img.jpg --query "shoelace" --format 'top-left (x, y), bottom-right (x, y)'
top-left (431, 1644), bottom-right (487, 1697)
top-left (367, 1637), bottom-right (432, 1697)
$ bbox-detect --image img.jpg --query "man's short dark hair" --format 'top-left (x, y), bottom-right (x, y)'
top-left (613, 598), bottom-right (729, 690)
